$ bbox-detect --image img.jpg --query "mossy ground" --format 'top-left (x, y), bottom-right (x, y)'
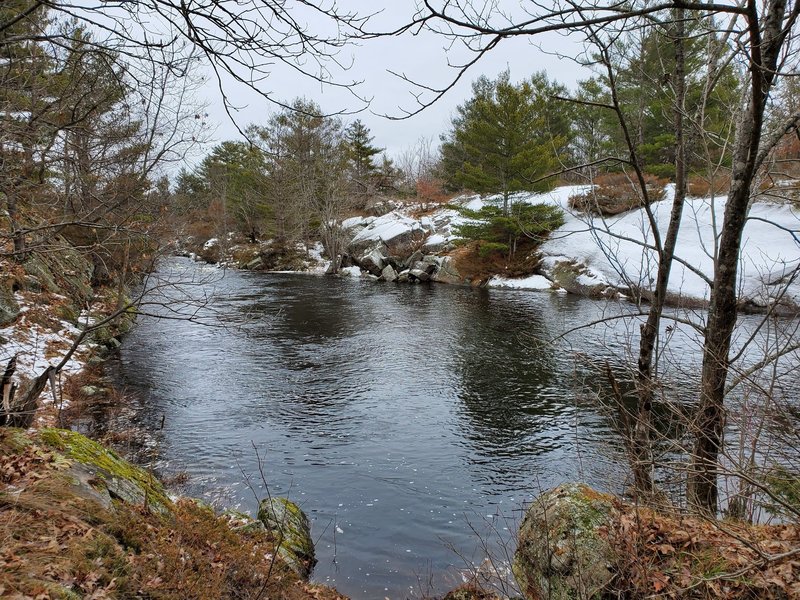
top-left (0, 429), bottom-right (347, 600)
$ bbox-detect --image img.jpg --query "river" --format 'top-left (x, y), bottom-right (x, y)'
top-left (113, 258), bottom-right (713, 599)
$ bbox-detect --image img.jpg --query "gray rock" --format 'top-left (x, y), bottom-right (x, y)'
top-left (412, 261), bottom-right (436, 275)
top-left (380, 265), bottom-right (398, 282)
top-left (358, 248), bottom-right (386, 276)
top-left (387, 255), bottom-right (405, 271)
top-left (245, 256), bottom-right (264, 270)
top-left (409, 268), bottom-right (430, 282)
top-left (406, 250), bottom-right (424, 267)
top-left (545, 260), bottom-right (618, 299)
top-left (258, 497), bottom-right (316, 579)
top-left (513, 483), bottom-right (616, 600)
top-left (397, 269), bottom-right (411, 283)
top-left (65, 462), bottom-right (113, 511)
top-left (432, 257), bottom-right (464, 285)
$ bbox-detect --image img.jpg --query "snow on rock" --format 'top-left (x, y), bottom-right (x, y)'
top-left (488, 274), bottom-right (554, 290)
top-left (303, 242), bottom-right (331, 275)
top-left (0, 297), bottom-right (93, 388)
top-left (203, 238), bottom-right (219, 249)
top-left (349, 212), bottom-right (424, 246)
top-left (334, 184), bottom-right (799, 307)
top-left (339, 266), bottom-right (363, 277)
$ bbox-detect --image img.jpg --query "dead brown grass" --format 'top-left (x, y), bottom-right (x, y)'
top-left (608, 505), bottom-right (800, 598)
top-left (687, 173), bottom-right (732, 197)
top-left (0, 430), bottom-right (347, 600)
top-left (449, 242), bottom-right (542, 285)
top-left (570, 173), bottom-right (668, 216)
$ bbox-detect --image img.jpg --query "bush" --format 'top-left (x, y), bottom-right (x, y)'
top-left (687, 173), bottom-right (731, 197)
top-left (454, 202), bottom-right (565, 258)
top-left (569, 173), bottom-right (667, 216)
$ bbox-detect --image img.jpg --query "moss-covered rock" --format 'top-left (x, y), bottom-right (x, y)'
top-left (513, 483), bottom-right (616, 600)
top-left (258, 496), bottom-right (316, 579)
top-left (38, 428), bottom-right (172, 514)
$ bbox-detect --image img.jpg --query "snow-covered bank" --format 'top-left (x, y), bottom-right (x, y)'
top-left (339, 184), bottom-right (800, 310)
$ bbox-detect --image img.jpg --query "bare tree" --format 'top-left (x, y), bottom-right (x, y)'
top-left (360, 1), bottom-right (800, 516)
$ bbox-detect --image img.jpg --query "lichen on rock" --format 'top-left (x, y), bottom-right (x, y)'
top-left (258, 496), bottom-right (317, 579)
top-left (38, 428), bottom-right (172, 514)
top-left (513, 483), bottom-right (616, 600)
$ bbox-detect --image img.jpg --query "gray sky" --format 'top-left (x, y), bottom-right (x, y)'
top-left (193, 1), bottom-right (591, 163)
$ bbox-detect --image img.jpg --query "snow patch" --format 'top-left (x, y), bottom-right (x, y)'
top-left (487, 274), bottom-right (553, 290)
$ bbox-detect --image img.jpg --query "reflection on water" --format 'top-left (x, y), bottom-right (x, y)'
top-left (114, 258), bottom-right (714, 599)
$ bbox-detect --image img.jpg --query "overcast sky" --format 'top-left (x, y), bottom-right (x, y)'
top-left (192, 1), bottom-right (592, 163)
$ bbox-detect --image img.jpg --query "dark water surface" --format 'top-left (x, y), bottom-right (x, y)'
top-left (113, 258), bottom-right (704, 599)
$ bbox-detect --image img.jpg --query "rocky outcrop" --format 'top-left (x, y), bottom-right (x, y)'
top-left (1, 428), bottom-right (341, 600)
top-left (258, 496), bottom-right (317, 579)
top-left (346, 212), bottom-right (429, 259)
top-left (542, 259), bottom-right (618, 299)
top-left (38, 427), bottom-right (173, 514)
top-left (513, 483), bottom-right (617, 600)
top-left (340, 220), bottom-right (469, 286)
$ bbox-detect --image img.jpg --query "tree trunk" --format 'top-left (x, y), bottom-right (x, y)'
top-left (632, 11), bottom-right (688, 500)
top-left (7, 193), bottom-right (26, 260)
top-left (689, 0), bottom-right (788, 515)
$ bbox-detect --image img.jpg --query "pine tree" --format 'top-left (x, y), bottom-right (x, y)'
top-left (344, 119), bottom-right (383, 200)
top-left (439, 71), bottom-right (568, 214)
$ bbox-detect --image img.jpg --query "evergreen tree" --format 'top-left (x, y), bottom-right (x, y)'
top-left (575, 19), bottom-right (741, 178)
top-left (0, 1), bottom-right (58, 256)
top-left (198, 141), bottom-right (269, 241)
top-left (344, 119), bottom-right (382, 181)
top-left (439, 71), bottom-right (568, 214)
top-left (250, 98), bottom-right (353, 259)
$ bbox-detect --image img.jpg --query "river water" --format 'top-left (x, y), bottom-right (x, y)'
top-left (114, 258), bottom-right (712, 599)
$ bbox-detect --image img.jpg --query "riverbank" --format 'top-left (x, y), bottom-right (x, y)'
top-left (0, 426), bottom-right (346, 600)
top-left (183, 185), bottom-right (800, 315)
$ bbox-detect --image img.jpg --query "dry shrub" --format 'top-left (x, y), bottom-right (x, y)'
top-left (416, 177), bottom-right (450, 205)
top-left (688, 173), bottom-right (731, 197)
top-left (570, 172), bottom-right (668, 216)
top-left (608, 505), bottom-right (800, 598)
top-left (450, 242), bottom-right (541, 284)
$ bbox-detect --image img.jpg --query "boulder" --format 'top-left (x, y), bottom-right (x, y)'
top-left (347, 211), bottom-right (421, 257)
top-left (386, 255), bottom-right (406, 271)
top-left (258, 497), bottom-right (316, 579)
top-left (397, 269), bottom-right (411, 283)
top-left (409, 268), bottom-right (430, 282)
top-left (543, 259), bottom-right (618, 299)
top-left (513, 483), bottom-right (616, 600)
top-left (380, 265), bottom-right (398, 282)
top-left (406, 250), bottom-right (424, 268)
top-left (338, 266), bottom-right (363, 277)
top-left (423, 234), bottom-right (449, 253)
top-left (38, 428), bottom-right (173, 515)
top-left (432, 257), bottom-right (464, 285)
top-left (245, 256), bottom-right (264, 270)
top-left (358, 248), bottom-right (386, 276)
top-left (411, 260), bottom-right (436, 275)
